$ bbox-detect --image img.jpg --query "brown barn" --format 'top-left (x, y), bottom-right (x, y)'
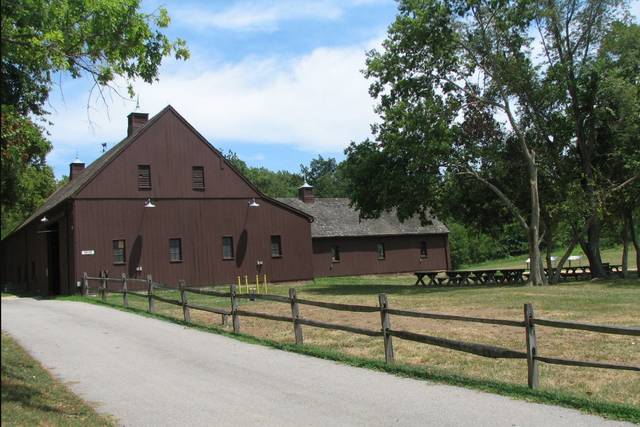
top-left (1, 106), bottom-right (450, 295)
top-left (279, 190), bottom-right (450, 277)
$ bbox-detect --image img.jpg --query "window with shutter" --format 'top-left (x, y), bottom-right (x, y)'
top-left (138, 165), bottom-right (151, 190)
top-left (222, 236), bottom-right (234, 259)
top-left (331, 246), bottom-right (340, 262)
top-left (192, 166), bottom-right (205, 191)
top-left (113, 240), bottom-right (126, 264)
top-left (169, 238), bottom-right (182, 262)
top-left (420, 241), bottom-right (428, 258)
top-left (271, 235), bottom-right (282, 257)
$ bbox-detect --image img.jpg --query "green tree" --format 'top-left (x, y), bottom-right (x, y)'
top-left (0, 106), bottom-right (51, 208)
top-left (1, 0), bottom-right (188, 236)
top-left (1, 0), bottom-right (189, 115)
top-left (225, 151), bottom-right (301, 198)
top-left (343, 0), bottom-right (631, 284)
top-left (300, 155), bottom-right (348, 197)
top-left (592, 22), bottom-right (640, 272)
top-left (1, 163), bottom-right (58, 238)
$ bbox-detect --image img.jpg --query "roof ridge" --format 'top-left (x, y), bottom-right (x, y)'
top-left (5, 106), bottom-right (173, 238)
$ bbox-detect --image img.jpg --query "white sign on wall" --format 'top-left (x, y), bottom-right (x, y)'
top-left (81, 250), bottom-right (95, 255)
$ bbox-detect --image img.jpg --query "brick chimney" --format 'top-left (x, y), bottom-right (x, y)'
top-left (127, 112), bottom-right (149, 137)
top-left (69, 156), bottom-right (85, 181)
top-left (298, 182), bottom-right (315, 204)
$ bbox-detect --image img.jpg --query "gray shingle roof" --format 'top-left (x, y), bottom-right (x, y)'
top-left (277, 198), bottom-right (448, 238)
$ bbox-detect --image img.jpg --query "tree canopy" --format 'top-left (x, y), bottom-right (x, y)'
top-left (342, 0), bottom-right (637, 282)
top-left (1, 0), bottom-right (189, 115)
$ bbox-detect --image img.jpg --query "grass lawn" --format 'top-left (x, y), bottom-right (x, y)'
top-left (93, 276), bottom-right (640, 410)
top-left (459, 244), bottom-right (633, 270)
top-left (1, 332), bottom-right (114, 426)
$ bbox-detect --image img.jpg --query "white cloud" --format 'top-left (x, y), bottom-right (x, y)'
top-left (175, 1), bottom-right (344, 32)
top-left (45, 38), bottom-right (382, 168)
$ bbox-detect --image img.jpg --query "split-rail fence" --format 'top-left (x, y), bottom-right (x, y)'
top-left (82, 272), bottom-right (639, 390)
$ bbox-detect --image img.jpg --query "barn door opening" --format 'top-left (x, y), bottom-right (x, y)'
top-left (46, 222), bottom-right (61, 296)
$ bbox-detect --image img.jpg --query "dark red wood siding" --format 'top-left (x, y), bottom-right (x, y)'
top-left (69, 109), bottom-right (313, 286)
top-left (312, 234), bottom-right (450, 277)
top-left (76, 111), bottom-right (259, 200)
top-left (73, 199), bottom-right (313, 286)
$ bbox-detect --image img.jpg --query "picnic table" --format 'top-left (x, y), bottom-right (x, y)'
top-left (414, 271), bottom-right (440, 286)
top-left (414, 268), bottom-right (527, 287)
top-left (415, 264), bottom-right (624, 287)
top-left (498, 268), bottom-right (526, 284)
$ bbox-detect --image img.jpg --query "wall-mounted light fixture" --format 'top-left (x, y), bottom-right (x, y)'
top-left (144, 198), bottom-right (156, 208)
top-left (40, 216), bottom-right (49, 223)
top-left (248, 198), bottom-right (260, 208)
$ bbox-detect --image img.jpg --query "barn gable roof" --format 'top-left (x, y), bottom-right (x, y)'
top-left (277, 198), bottom-right (448, 238)
top-left (9, 106), bottom-right (312, 237)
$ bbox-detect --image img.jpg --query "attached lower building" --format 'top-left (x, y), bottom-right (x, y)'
top-left (279, 193), bottom-right (450, 277)
top-left (1, 106), bottom-right (449, 295)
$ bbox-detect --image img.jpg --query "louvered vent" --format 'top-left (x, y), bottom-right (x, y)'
top-left (192, 166), bottom-right (205, 191)
top-left (138, 165), bottom-right (151, 190)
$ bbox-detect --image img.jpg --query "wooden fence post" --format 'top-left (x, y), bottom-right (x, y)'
top-left (82, 272), bottom-right (89, 296)
top-left (230, 283), bottom-right (240, 333)
top-left (179, 280), bottom-right (191, 323)
top-left (379, 294), bottom-right (395, 364)
top-left (289, 288), bottom-right (303, 345)
top-left (147, 275), bottom-right (155, 313)
top-left (101, 272), bottom-right (107, 303)
top-left (524, 303), bottom-right (539, 388)
top-left (122, 273), bottom-right (128, 308)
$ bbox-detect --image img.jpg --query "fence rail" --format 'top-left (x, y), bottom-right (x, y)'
top-left (83, 272), bottom-right (640, 389)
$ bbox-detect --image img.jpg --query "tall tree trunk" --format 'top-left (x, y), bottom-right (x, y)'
top-left (584, 215), bottom-right (606, 278)
top-left (551, 233), bottom-right (581, 284)
top-left (621, 213), bottom-right (630, 278)
top-left (545, 236), bottom-right (553, 270)
top-left (528, 161), bottom-right (546, 286)
top-left (628, 210), bottom-right (640, 273)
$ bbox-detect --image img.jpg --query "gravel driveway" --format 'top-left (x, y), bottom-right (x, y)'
top-left (1, 298), bottom-right (632, 426)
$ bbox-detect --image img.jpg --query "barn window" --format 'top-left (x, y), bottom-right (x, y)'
top-left (192, 166), bottom-right (205, 191)
top-left (377, 243), bottom-right (385, 260)
top-left (138, 165), bottom-right (151, 190)
top-left (222, 236), bottom-right (234, 259)
top-left (169, 238), bottom-right (182, 262)
top-left (113, 240), bottom-right (126, 264)
top-left (420, 241), bottom-right (428, 258)
top-left (331, 246), bottom-right (340, 262)
top-left (271, 235), bottom-right (282, 257)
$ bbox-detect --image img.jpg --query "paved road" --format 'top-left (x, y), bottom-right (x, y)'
top-left (1, 298), bottom-right (632, 427)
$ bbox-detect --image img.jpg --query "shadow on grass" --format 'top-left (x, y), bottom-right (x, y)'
top-left (301, 282), bottom-right (528, 297)
top-left (1, 379), bottom-right (67, 415)
top-left (604, 277), bottom-right (640, 289)
top-left (1, 343), bottom-right (70, 417)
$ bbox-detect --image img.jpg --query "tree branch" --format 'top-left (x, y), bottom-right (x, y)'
top-left (459, 169), bottom-right (529, 230)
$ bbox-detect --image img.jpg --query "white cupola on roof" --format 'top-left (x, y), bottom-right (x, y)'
top-left (298, 181), bottom-right (315, 204)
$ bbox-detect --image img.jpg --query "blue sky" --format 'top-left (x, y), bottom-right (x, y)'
top-left (44, 0), bottom-right (639, 179)
top-left (45, 0), bottom-right (398, 179)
